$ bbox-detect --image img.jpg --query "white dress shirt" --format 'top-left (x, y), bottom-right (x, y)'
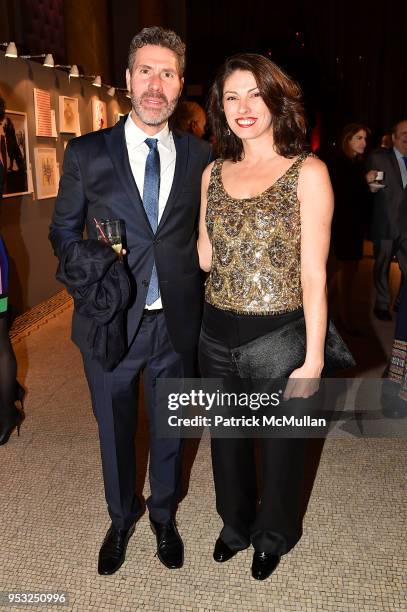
top-left (394, 147), bottom-right (407, 189)
top-left (125, 114), bottom-right (176, 309)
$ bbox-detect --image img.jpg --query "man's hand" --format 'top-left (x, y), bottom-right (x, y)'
top-left (366, 170), bottom-right (383, 193)
top-left (366, 169), bottom-right (378, 183)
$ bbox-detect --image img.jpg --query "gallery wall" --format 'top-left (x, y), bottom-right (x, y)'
top-left (0, 51), bottom-right (131, 314)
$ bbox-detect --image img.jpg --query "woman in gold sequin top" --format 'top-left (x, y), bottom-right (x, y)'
top-left (197, 54), bottom-right (334, 581)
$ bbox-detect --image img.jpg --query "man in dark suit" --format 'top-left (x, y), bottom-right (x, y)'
top-left (49, 27), bottom-right (211, 575)
top-left (366, 119), bottom-right (407, 320)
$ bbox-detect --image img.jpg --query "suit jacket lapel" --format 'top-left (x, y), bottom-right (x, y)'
top-left (389, 150), bottom-right (404, 190)
top-left (103, 116), bottom-right (153, 232)
top-left (157, 129), bottom-right (189, 232)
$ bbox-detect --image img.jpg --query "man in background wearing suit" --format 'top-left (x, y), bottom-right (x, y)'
top-left (50, 27), bottom-right (211, 575)
top-left (367, 119), bottom-right (407, 320)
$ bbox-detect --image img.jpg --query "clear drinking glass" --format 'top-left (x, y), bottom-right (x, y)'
top-left (95, 218), bottom-right (123, 255)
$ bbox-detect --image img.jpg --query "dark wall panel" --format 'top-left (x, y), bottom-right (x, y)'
top-left (22, 0), bottom-right (66, 63)
top-left (186, 0), bottom-right (407, 145)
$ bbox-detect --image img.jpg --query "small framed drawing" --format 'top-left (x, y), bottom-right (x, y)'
top-left (59, 95), bottom-right (79, 134)
top-left (0, 110), bottom-right (31, 198)
top-left (33, 88), bottom-right (52, 137)
top-left (92, 99), bottom-right (107, 131)
top-left (33, 147), bottom-right (59, 199)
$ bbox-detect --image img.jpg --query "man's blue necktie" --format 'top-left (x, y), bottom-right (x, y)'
top-left (403, 156), bottom-right (407, 171)
top-left (143, 138), bottom-right (160, 305)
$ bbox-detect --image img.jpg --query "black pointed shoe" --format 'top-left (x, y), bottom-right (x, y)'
top-left (0, 406), bottom-right (25, 446)
top-left (150, 518), bottom-right (184, 569)
top-left (98, 523), bottom-right (135, 575)
top-left (251, 551), bottom-right (280, 580)
top-left (213, 538), bottom-right (241, 563)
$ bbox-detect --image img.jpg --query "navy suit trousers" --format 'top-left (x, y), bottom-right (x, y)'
top-left (83, 311), bottom-right (193, 530)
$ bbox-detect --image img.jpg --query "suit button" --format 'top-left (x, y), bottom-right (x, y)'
top-left (154, 239), bottom-right (161, 245)
top-left (142, 280), bottom-right (148, 287)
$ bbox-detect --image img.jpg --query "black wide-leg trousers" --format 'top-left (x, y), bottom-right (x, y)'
top-left (83, 311), bottom-right (192, 530)
top-left (199, 303), bottom-right (307, 556)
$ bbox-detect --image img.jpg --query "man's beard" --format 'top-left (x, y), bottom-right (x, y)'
top-left (131, 90), bottom-right (179, 126)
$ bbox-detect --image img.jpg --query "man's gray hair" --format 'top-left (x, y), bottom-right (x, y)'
top-left (128, 26), bottom-right (186, 76)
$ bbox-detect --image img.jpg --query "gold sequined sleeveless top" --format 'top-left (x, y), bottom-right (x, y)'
top-left (205, 153), bottom-right (310, 314)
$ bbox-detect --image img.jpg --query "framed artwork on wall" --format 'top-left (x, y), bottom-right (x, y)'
top-left (92, 99), bottom-right (107, 131)
top-left (0, 110), bottom-right (31, 198)
top-left (33, 147), bottom-right (59, 200)
top-left (33, 88), bottom-right (52, 137)
top-left (58, 95), bottom-right (79, 134)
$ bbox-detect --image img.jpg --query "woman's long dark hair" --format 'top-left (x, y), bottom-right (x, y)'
top-left (208, 53), bottom-right (306, 161)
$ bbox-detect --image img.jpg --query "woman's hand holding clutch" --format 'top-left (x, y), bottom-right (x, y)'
top-left (283, 363), bottom-right (322, 400)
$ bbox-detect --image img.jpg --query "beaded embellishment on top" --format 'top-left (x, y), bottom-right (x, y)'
top-left (205, 154), bottom-right (310, 315)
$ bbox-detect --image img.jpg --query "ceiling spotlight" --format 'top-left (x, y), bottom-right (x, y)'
top-left (92, 75), bottom-right (102, 87)
top-left (5, 42), bottom-right (18, 58)
top-left (43, 53), bottom-right (54, 67)
top-left (69, 64), bottom-right (80, 78)
top-left (20, 52), bottom-right (54, 65)
top-left (107, 87), bottom-right (115, 97)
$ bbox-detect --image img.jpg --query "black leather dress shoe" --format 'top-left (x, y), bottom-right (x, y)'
top-left (251, 551), bottom-right (280, 580)
top-left (150, 518), bottom-right (183, 569)
top-left (213, 538), bottom-right (241, 562)
top-left (373, 307), bottom-right (392, 321)
top-left (98, 523), bottom-right (135, 575)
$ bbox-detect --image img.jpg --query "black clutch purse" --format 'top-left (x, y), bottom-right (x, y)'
top-left (230, 317), bottom-right (355, 378)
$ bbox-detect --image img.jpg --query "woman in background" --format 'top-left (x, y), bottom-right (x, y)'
top-left (0, 232), bottom-right (24, 446)
top-left (329, 123), bottom-right (374, 334)
top-left (198, 54), bottom-right (333, 580)
top-left (0, 96), bottom-right (24, 445)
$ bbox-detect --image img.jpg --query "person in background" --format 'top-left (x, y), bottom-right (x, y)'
top-left (382, 186), bottom-right (407, 417)
top-left (198, 53), bottom-right (333, 580)
top-left (382, 276), bottom-right (407, 418)
top-left (329, 123), bottom-right (374, 334)
top-left (366, 119), bottom-right (407, 320)
top-left (380, 134), bottom-right (393, 149)
top-left (172, 99), bottom-right (207, 138)
top-left (0, 233), bottom-right (24, 447)
top-left (0, 96), bottom-right (25, 445)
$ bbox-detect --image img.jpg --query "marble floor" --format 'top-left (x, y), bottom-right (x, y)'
top-left (1, 256), bottom-right (406, 611)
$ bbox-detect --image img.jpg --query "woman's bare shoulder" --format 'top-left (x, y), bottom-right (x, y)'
top-left (300, 154), bottom-right (329, 178)
top-left (298, 155), bottom-right (331, 194)
top-left (298, 154), bottom-right (333, 210)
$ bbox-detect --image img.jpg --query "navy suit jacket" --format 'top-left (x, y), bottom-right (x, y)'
top-left (49, 116), bottom-right (211, 354)
top-left (366, 147), bottom-right (407, 241)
